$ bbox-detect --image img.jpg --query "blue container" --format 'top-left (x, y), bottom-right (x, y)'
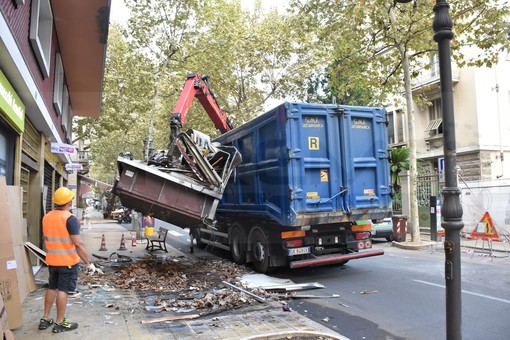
top-left (215, 102), bottom-right (392, 226)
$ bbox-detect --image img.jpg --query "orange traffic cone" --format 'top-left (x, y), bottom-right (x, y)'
top-left (131, 233), bottom-right (137, 247)
top-left (118, 234), bottom-right (127, 251)
top-left (98, 234), bottom-right (107, 251)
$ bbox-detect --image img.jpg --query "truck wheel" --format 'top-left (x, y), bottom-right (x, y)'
top-left (251, 229), bottom-right (271, 273)
top-left (230, 225), bottom-right (246, 265)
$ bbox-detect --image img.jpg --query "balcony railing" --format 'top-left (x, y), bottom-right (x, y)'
top-left (412, 61), bottom-right (459, 90)
top-left (78, 150), bottom-right (90, 162)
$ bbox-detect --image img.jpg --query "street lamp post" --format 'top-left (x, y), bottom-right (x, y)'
top-left (432, 1), bottom-right (463, 339)
top-left (396, 0), bottom-right (463, 338)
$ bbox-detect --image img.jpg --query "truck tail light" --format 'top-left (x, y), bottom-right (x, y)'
top-left (365, 240), bottom-right (372, 249)
top-left (355, 232), bottom-right (370, 240)
top-left (284, 239), bottom-right (304, 248)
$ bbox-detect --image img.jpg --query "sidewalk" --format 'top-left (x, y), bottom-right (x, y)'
top-left (12, 216), bottom-right (347, 340)
top-left (392, 231), bottom-right (510, 257)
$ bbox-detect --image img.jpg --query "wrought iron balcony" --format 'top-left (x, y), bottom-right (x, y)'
top-left (412, 61), bottom-right (459, 90)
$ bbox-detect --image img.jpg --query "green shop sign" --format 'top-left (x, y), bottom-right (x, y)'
top-left (0, 68), bottom-right (25, 132)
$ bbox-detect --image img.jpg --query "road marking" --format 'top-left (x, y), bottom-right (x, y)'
top-left (169, 230), bottom-right (185, 237)
top-left (413, 279), bottom-right (510, 304)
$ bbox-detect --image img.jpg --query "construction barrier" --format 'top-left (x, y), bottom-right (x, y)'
top-left (118, 234), bottom-right (127, 251)
top-left (98, 234), bottom-right (107, 251)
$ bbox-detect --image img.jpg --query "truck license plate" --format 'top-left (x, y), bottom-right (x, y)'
top-left (288, 247), bottom-right (311, 256)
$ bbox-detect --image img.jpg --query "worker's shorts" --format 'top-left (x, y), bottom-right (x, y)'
top-left (48, 264), bottom-right (79, 293)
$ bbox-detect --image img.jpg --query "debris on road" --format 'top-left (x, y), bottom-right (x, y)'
top-left (140, 314), bottom-right (201, 324)
top-left (240, 273), bottom-right (325, 292)
top-left (360, 290), bottom-right (378, 295)
top-left (78, 256), bottom-right (282, 314)
top-left (222, 280), bottom-right (266, 303)
top-left (274, 294), bottom-right (340, 299)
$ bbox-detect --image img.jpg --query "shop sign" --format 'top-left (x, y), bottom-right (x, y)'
top-left (0, 69), bottom-right (25, 132)
top-left (65, 163), bottom-right (83, 171)
top-left (51, 142), bottom-right (76, 155)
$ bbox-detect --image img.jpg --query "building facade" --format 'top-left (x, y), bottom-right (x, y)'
top-left (389, 48), bottom-right (510, 233)
top-left (388, 51), bottom-right (510, 180)
top-left (0, 0), bottom-right (110, 251)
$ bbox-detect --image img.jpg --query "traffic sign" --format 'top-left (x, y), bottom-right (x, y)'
top-left (470, 211), bottom-right (500, 241)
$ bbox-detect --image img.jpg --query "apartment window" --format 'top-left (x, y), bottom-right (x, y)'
top-left (430, 54), bottom-right (439, 78)
top-left (387, 110), bottom-right (405, 145)
top-left (30, 0), bottom-right (53, 78)
top-left (53, 53), bottom-right (64, 115)
top-left (426, 98), bottom-right (443, 136)
top-left (67, 107), bottom-right (73, 143)
top-left (61, 85), bottom-right (69, 134)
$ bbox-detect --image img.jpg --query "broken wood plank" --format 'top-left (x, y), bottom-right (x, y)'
top-left (222, 281), bottom-right (266, 303)
top-left (140, 314), bottom-right (200, 324)
top-left (24, 241), bottom-right (46, 264)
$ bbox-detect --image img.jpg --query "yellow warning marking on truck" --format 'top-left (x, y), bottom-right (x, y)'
top-left (306, 192), bottom-right (320, 199)
top-left (308, 137), bottom-right (319, 150)
top-left (320, 169), bottom-right (329, 182)
top-left (352, 223), bottom-right (372, 232)
top-left (281, 230), bottom-right (306, 239)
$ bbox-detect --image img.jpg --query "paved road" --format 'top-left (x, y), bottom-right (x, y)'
top-left (273, 241), bottom-right (510, 340)
top-left (155, 221), bottom-right (510, 340)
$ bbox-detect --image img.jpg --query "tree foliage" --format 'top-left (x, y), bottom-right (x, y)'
top-left (80, 0), bottom-right (322, 182)
top-left (290, 0), bottom-right (510, 106)
top-left (390, 147), bottom-right (410, 190)
top-left (80, 0), bottom-right (510, 184)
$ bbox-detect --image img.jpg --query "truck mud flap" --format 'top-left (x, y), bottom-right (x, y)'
top-left (289, 248), bottom-right (384, 269)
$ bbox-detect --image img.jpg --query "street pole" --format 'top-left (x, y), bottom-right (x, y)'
top-left (144, 81), bottom-right (159, 162)
top-left (395, 0), bottom-right (463, 337)
top-left (432, 1), bottom-right (463, 339)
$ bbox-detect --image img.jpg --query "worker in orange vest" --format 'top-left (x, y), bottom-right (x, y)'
top-left (39, 187), bottom-right (102, 333)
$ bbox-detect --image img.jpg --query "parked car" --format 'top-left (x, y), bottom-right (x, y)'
top-left (371, 218), bottom-right (393, 241)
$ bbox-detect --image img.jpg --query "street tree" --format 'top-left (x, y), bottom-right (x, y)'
top-left (124, 0), bottom-right (322, 138)
top-left (291, 0), bottom-right (510, 241)
top-left (82, 1), bottom-right (321, 182)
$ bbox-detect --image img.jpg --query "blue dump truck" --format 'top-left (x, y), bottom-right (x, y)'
top-left (114, 99), bottom-right (392, 273)
top-left (190, 102), bottom-right (392, 272)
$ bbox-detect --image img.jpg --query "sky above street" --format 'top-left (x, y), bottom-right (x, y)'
top-left (109, 0), bottom-right (289, 25)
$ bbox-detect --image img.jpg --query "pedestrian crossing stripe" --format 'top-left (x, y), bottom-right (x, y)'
top-left (470, 211), bottom-right (500, 241)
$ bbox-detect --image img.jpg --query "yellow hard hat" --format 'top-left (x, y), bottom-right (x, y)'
top-left (53, 187), bottom-right (75, 205)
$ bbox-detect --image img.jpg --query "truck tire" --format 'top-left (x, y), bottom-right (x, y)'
top-left (230, 225), bottom-right (246, 265)
top-left (251, 228), bottom-right (271, 273)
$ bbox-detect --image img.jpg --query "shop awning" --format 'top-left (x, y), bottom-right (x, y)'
top-left (79, 183), bottom-right (93, 197)
top-left (78, 174), bottom-right (113, 190)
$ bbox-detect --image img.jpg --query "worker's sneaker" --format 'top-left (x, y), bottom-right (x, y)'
top-left (38, 318), bottom-right (53, 330)
top-left (52, 318), bottom-right (78, 333)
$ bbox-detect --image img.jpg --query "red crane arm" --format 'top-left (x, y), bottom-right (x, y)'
top-left (171, 73), bottom-right (233, 133)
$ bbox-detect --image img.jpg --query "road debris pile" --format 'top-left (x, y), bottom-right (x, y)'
top-left (79, 256), bottom-right (274, 313)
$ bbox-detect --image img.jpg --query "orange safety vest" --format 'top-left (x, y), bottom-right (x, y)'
top-left (42, 210), bottom-right (80, 266)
